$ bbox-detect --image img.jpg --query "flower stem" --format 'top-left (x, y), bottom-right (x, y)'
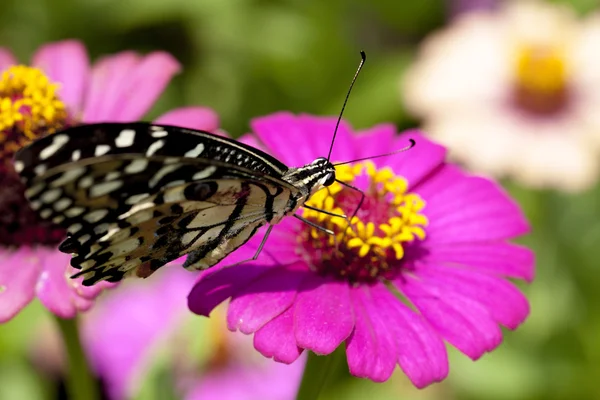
top-left (55, 316), bottom-right (99, 400)
top-left (296, 348), bottom-right (345, 400)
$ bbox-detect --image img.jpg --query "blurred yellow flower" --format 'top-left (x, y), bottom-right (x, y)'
top-left (403, 1), bottom-right (600, 192)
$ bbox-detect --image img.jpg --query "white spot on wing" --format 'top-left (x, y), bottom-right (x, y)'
top-left (41, 188), bottom-right (62, 203)
top-left (50, 167), bottom-right (86, 187)
top-left (95, 144), bottom-right (111, 156)
top-left (115, 129), bottom-right (136, 148)
top-left (54, 198), bottom-right (72, 211)
top-left (146, 140), bottom-right (164, 156)
top-left (79, 176), bottom-right (94, 189)
top-left (125, 159), bottom-right (148, 174)
top-left (192, 166), bottom-right (217, 180)
top-left (65, 207), bottom-right (85, 217)
top-left (14, 161), bottom-right (24, 173)
top-left (72, 150), bottom-right (81, 161)
top-left (184, 143), bottom-right (205, 158)
top-left (34, 164), bottom-right (47, 175)
top-left (151, 129), bottom-right (168, 138)
top-left (39, 134), bottom-right (69, 160)
top-left (40, 208), bottom-right (53, 219)
top-left (90, 180), bottom-right (123, 197)
top-left (149, 164), bottom-right (180, 188)
top-left (84, 209), bottom-right (109, 223)
top-left (105, 171), bottom-right (121, 181)
top-left (125, 193), bottom-right (149, 205)
top-left (119, 202), bottom-right (154, 220)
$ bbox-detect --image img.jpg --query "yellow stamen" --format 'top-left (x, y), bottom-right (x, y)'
top-left (0, 65), bottom-right (68, 160)
top-left (515, 45), bottom-right (567, 94)
top-left (302, 161), bottom-right (428, 264)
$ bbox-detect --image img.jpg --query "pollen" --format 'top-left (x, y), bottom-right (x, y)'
top-left (0, 65), bottom-right (68, 162)
top-left (300, 161), bottom-right (428, 282)
top-left (513, 44), bottom-right (570, 115)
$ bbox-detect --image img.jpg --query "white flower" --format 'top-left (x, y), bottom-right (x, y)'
top-left (403, 1), bottom-right (600, 192)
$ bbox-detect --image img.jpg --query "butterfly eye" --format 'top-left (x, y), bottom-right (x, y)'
top-left (323, 172), bottom-right (336, 187)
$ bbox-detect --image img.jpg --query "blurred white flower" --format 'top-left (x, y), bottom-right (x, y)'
top-left (403, 1), bottom-right (600, 192)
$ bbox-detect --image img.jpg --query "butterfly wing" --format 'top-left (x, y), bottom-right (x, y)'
top-left (14, 123), bottom-right (298, 285)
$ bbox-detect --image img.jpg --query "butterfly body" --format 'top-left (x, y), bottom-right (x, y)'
top-left (14, 123), bottom-right (336, 285)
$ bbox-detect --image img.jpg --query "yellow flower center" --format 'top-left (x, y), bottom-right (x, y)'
top-left (0, 65), bottom-right (68, 162)
top-left (513, 45), bottom-right (570, 115)
top-left (300, 161), bottom-right (428, 282)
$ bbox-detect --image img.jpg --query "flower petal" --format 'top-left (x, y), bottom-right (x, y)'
top-left (294, 276), bottom-right (354, 354)
top-left (154, 107), bottom-right (220, 132)
top-left (250, 112), bottom-right (355, 166)
top-left (387, 132), bottom-right (447, 189)
top-left (83, 51), bottom-right (180, 122)
top-left (422, 174), bottom-right (530, 242)
top-left (0, 48), bottom-right (17, 70)
top-left (345, 286), bottom-right (396, 382)
top-left (422, 242), bottom-right (535, 282)
top-left (353, 124), bottom-right (396, 168)
top-left (32, 40), bottom-right (90, 116)
top-left (0, 247), bottom-right (41, 322)
top-left (36, 249), bottom-right (94, 318)
top-left (227, 263), bottom-right (308, 334)
top-left (369, 285), bottom-right (448, 388)
top-left (254, 306), bottom-right (304, 363)
top-left (397, 276), bottom-right (503, 360)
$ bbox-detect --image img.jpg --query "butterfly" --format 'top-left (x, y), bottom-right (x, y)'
top-left (13, 52), bottom-right (414, 286)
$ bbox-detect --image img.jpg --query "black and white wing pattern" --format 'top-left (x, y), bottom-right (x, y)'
top-left (14, 123), bottom-right (307, 286)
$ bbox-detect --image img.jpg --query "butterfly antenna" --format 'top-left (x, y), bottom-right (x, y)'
top-left (327, 51), bottom-right (367, 161)
top-left (333, 139), bottom-right (416, 167)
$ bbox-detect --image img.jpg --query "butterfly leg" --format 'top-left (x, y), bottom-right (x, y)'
top-left (218, 224), bottom-right (275, 269)
top-left (302, 204), bottom-right (347, 219)
top-left (334, 179), bottom-right (365, 243)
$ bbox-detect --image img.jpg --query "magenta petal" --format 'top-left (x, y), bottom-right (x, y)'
top-left (386, 132), bottom-right (446, 189)
top-left (250, 112), bottom-right (355, 166)
top-left (188, 265), bottom-right (273, 317)
top-left (294, 276), bottom-right (354, 355)
top-left (83, 51), bottom-right (180, 122)
top-left (227, 264), bottom-right (307, 334)
top-left (353, 124), bottom-right (396, 168)
top-left (345, 287), bottom-right (396, 382)
top-left (254, 306), bottom-right (304, 363)
top-left (369, 285), bottom-right (448, 388)
top-left (423, 242), bottom-right (535, 282)
top-left (32, 40), bottom-right (90, 116)
top-left (0, 247), bottom-right (41, 322)
top-left (154, 107), bottom-right (220, 132)
top-left (36, 249), bottom-right (93, 318)
top-left (398, 277), bottom-right (503, 360)
top-left (424, 176), bottom-right (530, 243)
top-left (415, 263), bottom-right (530, 329)
top-left (0, 48), bottom-right (17, 70)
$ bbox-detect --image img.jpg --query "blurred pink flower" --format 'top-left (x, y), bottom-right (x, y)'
top-left (82, 267), bottom-right (304, 400)
top-left (188, 112), bottom-right (534, 388)
top-left (404, 1), bottom-right (600, 192)
top-left (448, 0), bottom-right (497, 17)
top-left (0, 40), bottom-right (219, 322)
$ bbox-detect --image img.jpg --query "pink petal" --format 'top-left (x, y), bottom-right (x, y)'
top-left (36, 249), bottom-right (95, 318)
top-left (227, 263), bottom-right (308, 334)
top-left (386, 132), bottom-right (447, 189)
top-left (250, 112), bottom-right (356, 167)
top-left (32, 40), bottom-right (90, 116)
top-left (345, 287), bottom-right (396, 382)
top-left (254, 306), bottom-right (304, 363)
top-left (412, 164), bottom-right (463, 198)
top-left (423, 242), bottom-right (535, 282)
top-left (423, 175), bottom-right (530, 243)
top-left (414, 263), bottom-right (530, 329)
top-left (397, 276), bottom-right (503, 360)
top-left (83, 51), bottom-right (180, 122)
top-left (353, 124), bottom-right (397, 168)
top-left (369, 285), bottom-right (448, 388)
top-left (154, 107), bottom-right (220, 132)
top-left (0, 48), bottom-right (17, 70)
top-left (0, 247), bottom-right (42, 322)
top-left (188, 265), bottom-right (272, 317)
top-left (294, 276), bottom-right (354, 354)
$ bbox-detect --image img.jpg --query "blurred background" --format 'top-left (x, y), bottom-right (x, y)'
top-left (1, 0), bottom-right (600, 399)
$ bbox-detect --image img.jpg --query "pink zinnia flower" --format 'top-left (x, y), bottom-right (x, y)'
top-left (82, 267), bottom-right (304, 400)
top-left (0, 40), bottom-right (218, 322)
top-left (188, 112), bottom-right (534, 387)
